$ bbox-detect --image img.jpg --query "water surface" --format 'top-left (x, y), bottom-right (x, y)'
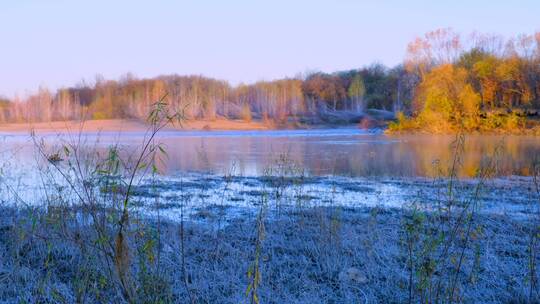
top-left (2, 128), bottom-right (539, 178)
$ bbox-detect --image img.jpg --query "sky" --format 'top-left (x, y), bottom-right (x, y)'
top-left (0, 0), bottom-right (539, 97)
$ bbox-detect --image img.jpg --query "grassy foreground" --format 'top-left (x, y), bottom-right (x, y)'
top-left (0, 201), bottom-right (537, 303)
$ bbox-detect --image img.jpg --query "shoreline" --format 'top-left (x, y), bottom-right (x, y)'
top-left (0, 118), bottom-right (364, 133)
top-left (0, 118), bottom-right (539, 136)
top-left (385, 128), bottom-right (540, 136)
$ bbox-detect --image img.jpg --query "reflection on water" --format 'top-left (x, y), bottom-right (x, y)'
top-left (1, 129), bottom-right (539, 178)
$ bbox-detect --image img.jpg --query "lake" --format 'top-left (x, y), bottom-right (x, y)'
top-left (2, 128), bottom-right (539, 178)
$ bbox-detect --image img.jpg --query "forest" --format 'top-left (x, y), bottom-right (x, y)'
top-left (0, 66), bottom-right (409, 125)
top-left (1, 29), bottom-right (540, 132)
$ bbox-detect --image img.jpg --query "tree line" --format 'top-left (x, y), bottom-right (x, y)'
top-left (0, 67), bottom-right (412, 124)
top-left (1, 29), bottom-right (540, 131)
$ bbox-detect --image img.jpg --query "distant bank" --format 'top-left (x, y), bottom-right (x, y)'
top-left (2, 111), bottom-right (538, 135)
top-left (0, 109), bottom-right (397, 133)
top-left (0, 118), bottom-right (368, 133)
top-left (0, 119), bottom-right (269, 133)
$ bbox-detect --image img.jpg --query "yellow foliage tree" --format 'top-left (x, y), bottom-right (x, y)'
top-left (414, 64), bottom-right (481, 132)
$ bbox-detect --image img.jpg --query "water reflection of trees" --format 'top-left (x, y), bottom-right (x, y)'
top-left (32, 133), bottom-right (539, 178)
top-left (142, 134), bottom-right (540, 178)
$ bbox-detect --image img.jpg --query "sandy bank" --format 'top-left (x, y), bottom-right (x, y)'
top-left (0, 118), bottom-right (275, 133)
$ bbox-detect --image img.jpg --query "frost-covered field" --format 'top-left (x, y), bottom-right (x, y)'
top-left (0, 171), bottom-right (539, 303)
top-left (127, 172), bottom-right (538, 220)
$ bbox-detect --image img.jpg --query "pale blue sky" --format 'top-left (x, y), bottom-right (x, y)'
top-left (0, 0), bottom-right (539, 96)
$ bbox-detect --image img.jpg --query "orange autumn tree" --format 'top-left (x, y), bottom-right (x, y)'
top-left (413, 64), bottom-right (481, 132)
